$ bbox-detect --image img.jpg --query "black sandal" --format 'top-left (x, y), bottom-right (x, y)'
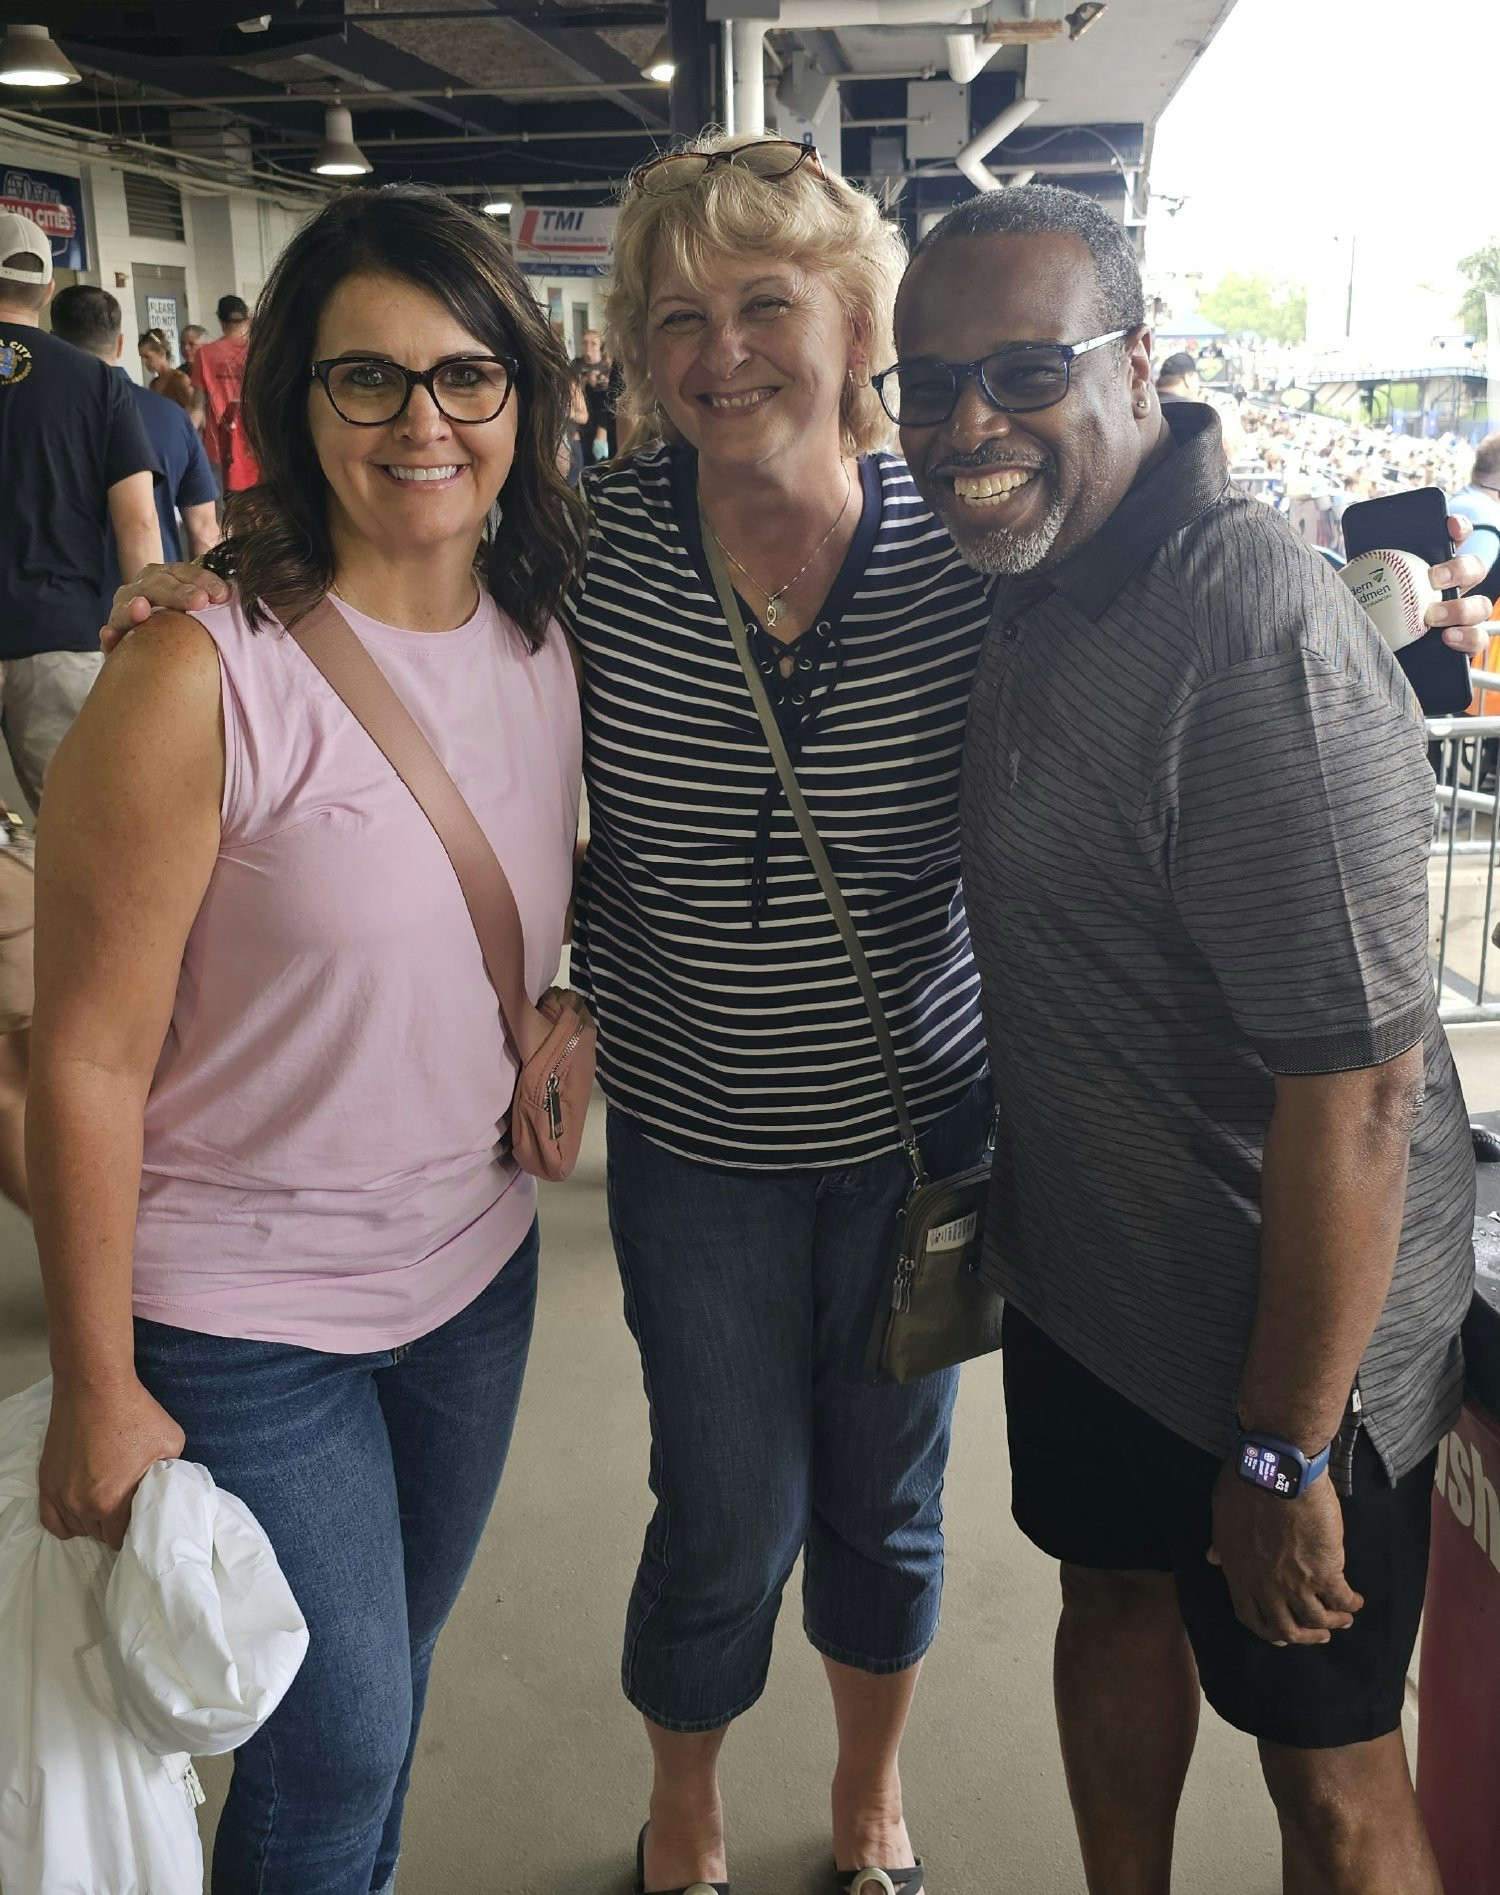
top-left (837, 1865), bottom-right (925, 1894)
top-left (634, 1823), bottom-right (730, 1895)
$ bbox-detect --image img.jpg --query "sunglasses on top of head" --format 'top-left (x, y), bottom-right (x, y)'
top-left (628, 140), bottom-right (827, 197)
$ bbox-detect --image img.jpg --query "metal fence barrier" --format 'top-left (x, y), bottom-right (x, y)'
top-left (1429, 682), bottom-right (1500, 1024)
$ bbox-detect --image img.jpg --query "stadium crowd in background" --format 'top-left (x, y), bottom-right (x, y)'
top-left (1153, 344), bottom-right (1490, 558)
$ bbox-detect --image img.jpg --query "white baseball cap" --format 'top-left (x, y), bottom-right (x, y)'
top-left (0, 211), bottom-right (54, 285)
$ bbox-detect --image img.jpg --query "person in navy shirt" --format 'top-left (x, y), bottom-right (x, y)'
top-left (50, 286), bottom-right (218, 594)
top-left (0, 216), bottom-right (161, 816)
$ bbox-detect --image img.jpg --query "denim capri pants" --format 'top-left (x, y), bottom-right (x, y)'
top-left (606, 1081), bottom-right (992, 1732)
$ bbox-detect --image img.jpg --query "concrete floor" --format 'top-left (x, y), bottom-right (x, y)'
top-left (0, 1107), bottom-right (1303, 1895)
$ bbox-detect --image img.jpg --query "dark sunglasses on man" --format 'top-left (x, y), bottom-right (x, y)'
top-left (873, 326), bottom-right (1136, 428)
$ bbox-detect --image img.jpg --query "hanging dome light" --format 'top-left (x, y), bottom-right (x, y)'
top-left (0, 24), bottom-right (81, 88)
top-left (313, 105), bottom-right (373, 178)
top-left (641, 35), bottom-right (675, 83)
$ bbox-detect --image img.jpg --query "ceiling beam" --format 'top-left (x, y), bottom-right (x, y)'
top-left (38, 78), bottom-right (669, 111)
top-left (477, 0), bottom-right (670, 129)
top-left (58, 42), bottom-right (329, 152)
top-left (288, 24), bottom-right (522, 139)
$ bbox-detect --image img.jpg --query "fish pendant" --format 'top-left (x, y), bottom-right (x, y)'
top-left (765, 593), bottom-right (785, 629)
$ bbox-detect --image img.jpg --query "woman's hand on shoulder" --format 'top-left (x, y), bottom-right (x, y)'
top-left (101, 561), bottom-right (230, 654)
top-left (87, 608), bottom-right (225, 756)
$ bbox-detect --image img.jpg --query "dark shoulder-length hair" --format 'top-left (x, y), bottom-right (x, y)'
top-left (210, 183), bottom-right (586, 649)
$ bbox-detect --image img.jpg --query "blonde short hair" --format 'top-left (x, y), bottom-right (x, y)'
top-left (605, 132), bottom-right (905, 457)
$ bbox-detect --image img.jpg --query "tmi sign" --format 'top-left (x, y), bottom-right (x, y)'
top-left (514, 206), bottom-right (617, 278)
top-left (1435, 1426), bottom-right (1500, 1573)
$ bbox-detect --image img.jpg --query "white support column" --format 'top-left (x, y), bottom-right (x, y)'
top-left (722, 18), bottom-right (737, 133)
top-left (731, 19), bottom-right (768, 136)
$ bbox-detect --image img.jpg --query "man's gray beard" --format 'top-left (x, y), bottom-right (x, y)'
top-left (953, 492), bottom-right (1070, 574)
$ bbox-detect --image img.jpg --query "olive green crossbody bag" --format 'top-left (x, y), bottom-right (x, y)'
top-left (700, 509), bottom-right (1004, 1384)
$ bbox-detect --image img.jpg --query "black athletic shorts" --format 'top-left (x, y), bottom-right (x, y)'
top-left (1002, 1304), bottom-right (1437, 1750)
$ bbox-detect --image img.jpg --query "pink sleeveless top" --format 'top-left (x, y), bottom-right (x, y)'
top-left (132, 588), bottom-right (581, 1352)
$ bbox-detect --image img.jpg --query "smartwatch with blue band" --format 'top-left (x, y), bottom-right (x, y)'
top-left (1233, 1432), bottom-right (1331, 1500)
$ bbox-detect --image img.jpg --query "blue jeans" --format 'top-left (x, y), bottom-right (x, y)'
top-left (606, 1085), bottom-right (990, 1732)
top-left (132, 1222), bottom-right (539, 1895)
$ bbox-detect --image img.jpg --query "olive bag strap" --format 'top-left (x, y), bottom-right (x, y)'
top-left (699, 509), bottom-right (1002, 1383)
top-left (699, 506), bottom-right (927, 1186)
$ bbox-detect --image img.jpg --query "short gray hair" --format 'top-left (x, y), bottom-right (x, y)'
top-left (912, 184), bottom-right (1145, 334)
top-left (1472, 433), bottom-right (1500, 487)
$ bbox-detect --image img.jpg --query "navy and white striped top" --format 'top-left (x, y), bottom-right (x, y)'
top-left (566, 444), bottom-right (991, 1169)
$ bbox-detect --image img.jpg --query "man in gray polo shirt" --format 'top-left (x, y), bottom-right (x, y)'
top-left (890, 187), bottom-right (1479, 1893)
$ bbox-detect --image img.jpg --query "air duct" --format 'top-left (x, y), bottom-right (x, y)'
top-left (777, 50), bottom-right (835, 124)
top-left (715, 1), bottom-right (1000, 142)
top-left (955, 92), bottom-right (1040, 193)
top-left (945, 11), bottom-right (998, 85)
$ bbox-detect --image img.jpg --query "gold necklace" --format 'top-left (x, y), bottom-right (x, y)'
top-left (713, 464), bottom-right (854, 630)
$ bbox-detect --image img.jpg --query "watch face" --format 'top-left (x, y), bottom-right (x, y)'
top-left (1239, 1439), bottom-right (1303, 1498)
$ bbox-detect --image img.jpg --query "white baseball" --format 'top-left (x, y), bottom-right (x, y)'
top-left (1339, 547), bottom-right (1440, 653)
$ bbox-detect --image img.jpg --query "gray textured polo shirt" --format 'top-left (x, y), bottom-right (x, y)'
top-left (962, 403), bottom-right (1474, 1482)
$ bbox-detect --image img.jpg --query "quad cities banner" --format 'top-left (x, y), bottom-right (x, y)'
top-left (0, 166), bottom-right (87, 272)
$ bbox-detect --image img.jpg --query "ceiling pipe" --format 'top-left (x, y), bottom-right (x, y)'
top-left (945, 9), bottom-right (998, 84)
top-left (955, 91), bottom-right (1040, 193)
top-left (776, 0), bottom-right (981, 24)
top-left (0, 104), bottom-right (326, 204)
top-left (46, 74), bottom-right (669, 110)
top-left (275, 124), bottom-right (662, 147)
top-left (44, 68), bottom-right (955, 115)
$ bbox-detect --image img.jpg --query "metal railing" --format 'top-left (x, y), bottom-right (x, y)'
top-left (1429, 681), bottom-right (1500, 1023)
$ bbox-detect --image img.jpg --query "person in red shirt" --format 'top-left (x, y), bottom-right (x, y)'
top-left (190, 294), bottom-right (260, 495)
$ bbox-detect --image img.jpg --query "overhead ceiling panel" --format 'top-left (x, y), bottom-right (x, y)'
top-left (223, 58), bottom-right (330, 84)
top-left (594, 25), bottom-right (664, 71)
top-left (358, 12), bottom-right (589, 90)
top-left (1023, 0), bottom-right (1236, 126)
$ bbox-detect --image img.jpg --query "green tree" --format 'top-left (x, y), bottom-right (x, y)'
top-left (1458, 243), bottom-right (1500, 336)
top-left (1198, 273), bottom-right (1307, 345)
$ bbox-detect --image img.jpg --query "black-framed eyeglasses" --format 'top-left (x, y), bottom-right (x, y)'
top-left (629, 139), bottom-right (826, 197)
top-left (872, 328), bottom-right (1135, 427)
top-left (310, 353), bottom-right (520, 427)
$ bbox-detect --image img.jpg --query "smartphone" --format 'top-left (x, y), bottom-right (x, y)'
top-left (1341, 487), bottom-right (1470, 715)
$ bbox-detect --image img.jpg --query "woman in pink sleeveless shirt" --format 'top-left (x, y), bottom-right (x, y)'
top-left (30, 188), bottom-right (586, 1895)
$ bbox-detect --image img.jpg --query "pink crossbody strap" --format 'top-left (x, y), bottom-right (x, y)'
top-left (287, 596), bottom-right (546, 1066)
